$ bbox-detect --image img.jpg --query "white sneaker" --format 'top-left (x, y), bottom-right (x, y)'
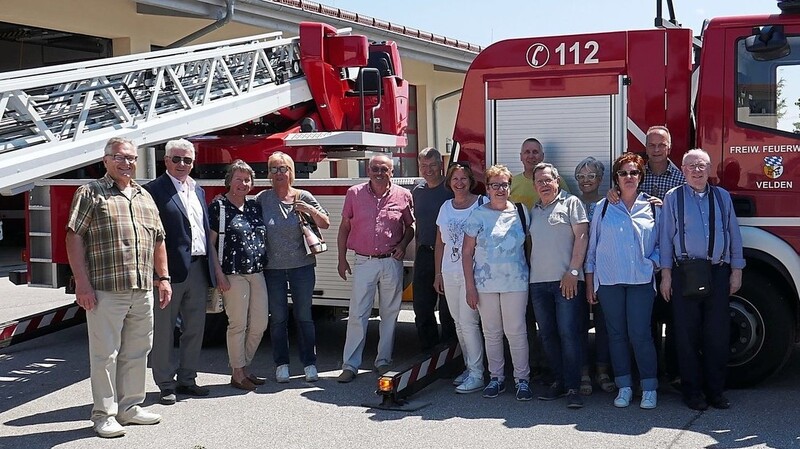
top-left (117, 406), bottom-right (161, 426)
top-left (640, 390), bottom-right (658, 409)
top-left (276, 364), bottom-right (290, 383)
top-left (304, 365), bottom-right (319, 382)
top-left (614, 386), bottom-right (633, 408)
top-left (452, 370), bottom-right (469, 386)
top-left (93, 416), bottom-right (126, 438)
top-left (455, 375), bottom-right (484, 394)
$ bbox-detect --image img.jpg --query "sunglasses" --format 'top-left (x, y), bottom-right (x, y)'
top-left (108, 154), bottom-right (138, 163)
top-left (269, 166), bottom-right (291, 174)
top-left (370, 166), bottom-right (390, 173)
top-left (170, 156), bottom-right (194, 165)
top-left (575, 173), bottom-right (598, 182)
top-left (616, 170), bottom-right (641, 178)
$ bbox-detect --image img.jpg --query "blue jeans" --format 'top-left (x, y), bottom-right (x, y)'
top-left (597, 282), bottom-right (658, 391)
top-left (265, 264), bottom-right (317, 367)
top-left (529, 281), bottom-right (583, 390)
top-left (581, 300), bottom-right (610, 368)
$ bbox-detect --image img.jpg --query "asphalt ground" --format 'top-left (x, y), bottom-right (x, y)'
top-left (1, 276), bottom-right (800, 449)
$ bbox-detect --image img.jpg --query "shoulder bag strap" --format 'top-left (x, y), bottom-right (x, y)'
top-left (677, 185), bottom-right (688, 260)
top-left (515, 202), bottom-right (528, 235)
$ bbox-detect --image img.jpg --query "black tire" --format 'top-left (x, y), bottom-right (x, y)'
top-left (726, 270), bottom-right (795, 388)
top-left (202, 312), bottom-right (228, 347)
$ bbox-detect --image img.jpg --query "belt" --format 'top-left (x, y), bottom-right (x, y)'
top-left (191, 255), bottom-right (206, 262)
top-left (356, 253), bottom-right (393, 259)
top-left (418, 244), bottom-right (435, 251)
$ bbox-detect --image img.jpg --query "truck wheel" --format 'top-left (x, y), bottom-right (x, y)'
top-left (202, 313), bottom-right (228, 347)
top-left (726, 271), bottom-right (794, 388)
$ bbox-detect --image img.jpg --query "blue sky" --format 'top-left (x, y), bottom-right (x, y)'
top-left (327, 1), bottom-right (779, 46)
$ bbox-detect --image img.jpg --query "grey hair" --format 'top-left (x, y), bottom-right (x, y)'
top-left (418, 147), bottom-right (443, 164)
top-left (682, 148), bottom-right (711, 164)
top-left (369, 154), bottom-right (394, 168)
top-left (575, 157), bottom-right (605, 179)
top-left (533, 162), bottom-right (559, 179)
top-left (104, 137), bottom-right (135, 155)
top-left (224, 159), bottom-right (256, 189)
top-left (165, 138), bottom-right (195, 156)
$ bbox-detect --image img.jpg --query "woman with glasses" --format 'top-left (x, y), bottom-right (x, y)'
top-left (585, 153), bottom-right (661, 409)
top-left (256, 151), bottom-right (329, 384)
top-left (434, 164), bottom-right (487, 394)
top-left (209, 160), bottom-right (269, 391)
top-left (462, 165), bottom-right (532, 401)
top-left (573, 157), bottom-right (615, 396)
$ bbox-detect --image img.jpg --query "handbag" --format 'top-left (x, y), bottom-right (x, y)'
top-left (207, 199), bottom-right (226, 313)
top-left (674, 185), bottom-right (726, 299)
top-left (296, 192), bottom-right (327, 255)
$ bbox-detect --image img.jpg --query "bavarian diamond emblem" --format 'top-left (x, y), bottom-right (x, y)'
top-left (763, 156), bottom-right (784, 179)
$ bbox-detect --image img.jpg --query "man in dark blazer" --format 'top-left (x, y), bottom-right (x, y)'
top-left (145, 139), bottom-right (216, 405)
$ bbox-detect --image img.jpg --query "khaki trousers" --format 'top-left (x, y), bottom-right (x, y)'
top-left (87, 289), bottom-right (153, 422)
top-left (223, 273), bottom-right (269, 369)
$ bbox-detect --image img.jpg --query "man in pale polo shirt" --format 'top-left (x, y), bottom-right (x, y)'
top-left (336, 154), bottom-right (415, 383)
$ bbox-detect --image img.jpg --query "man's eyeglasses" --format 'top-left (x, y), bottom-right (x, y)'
top-left (170, 156), bottom-right (194, 165)
top-left (535, 178), bottom-right (556, 186)
top-left (370, 166), bottom-right (390, 174)
top-left (108, 154), bottom-right (138, 163)
top-left (684, 163), bottom-right (709, 171)
top-left (487, 182), bottom-right (511, 190)
top-left (269, 166), bottom-right (291, 174)
top-left (616, 170), bottom-right (641, 178)
top-left (575, 173), bottom-right (598, 182)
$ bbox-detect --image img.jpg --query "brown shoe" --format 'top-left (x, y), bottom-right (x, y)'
top-left (247, 374), bottom-right (266, 386)
top-left (231, 377), bottom-right (257, 391)
top-left (337, 369), bottom-right (356, 383)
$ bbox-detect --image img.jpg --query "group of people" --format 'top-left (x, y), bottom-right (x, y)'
top-left (66, 137), bottom-right (330, 438)
top-left (67, 127), bottom-right (744, 438)
top-left (405, 129), bottom-right (743, 413)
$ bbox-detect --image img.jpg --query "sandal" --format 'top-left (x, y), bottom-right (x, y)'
top-left (580, 375), bottom-right (593, 396)
top-left (597, 373), bottom-right (616, 393)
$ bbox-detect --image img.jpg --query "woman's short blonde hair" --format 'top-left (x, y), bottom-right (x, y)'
top-left (268, 151), bottom-right (295, 185)
top-left (485, 164), bottom-right (512, 184)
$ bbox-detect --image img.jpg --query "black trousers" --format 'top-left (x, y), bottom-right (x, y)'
top-left (652, 271), bottom-right (679, 379)
top-left (670, 263), bottom-right (732, 399)
top-left (413, 245), bottom-right (455, 351)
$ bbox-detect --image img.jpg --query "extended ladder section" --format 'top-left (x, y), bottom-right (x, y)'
top-left (0, 31), bottom-right (312, 195)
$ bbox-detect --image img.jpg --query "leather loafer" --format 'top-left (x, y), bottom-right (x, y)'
top-left (708, 395), bottom-right (730, 409)
top-left (684, 395), bottom-right (709, 411)
top-left (176, 384), bottom-right (210, 396)
top-left (231, 377), bottom-right (257, 391)
top-left (159, 389), bottom-right (176, 405)
top-left (247, 374), bottom-right (266, 385)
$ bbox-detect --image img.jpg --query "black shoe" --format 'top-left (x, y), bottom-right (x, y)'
top-left (708, 395), bottom-right (730, 410)
top-left (684, 395), bottom-right (708, 411)
top-left (159, 389), bottom-right (176, 405)
top-left (176, 384), bottom-right (210, 396)
top-left (566, 389), bottom-right (584, 409)
top-left (538, 382), bottom-right (567, 401)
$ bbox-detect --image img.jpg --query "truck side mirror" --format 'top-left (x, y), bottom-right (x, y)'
top-left (745, 25), bottom-right (790, 61)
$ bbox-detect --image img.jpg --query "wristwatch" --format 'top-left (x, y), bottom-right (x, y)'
top-left (569, 269), bottom-right (580, 277)
top-left (158, 276), bottom-right (171, 282)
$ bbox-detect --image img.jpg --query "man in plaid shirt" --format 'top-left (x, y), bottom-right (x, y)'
top-left (66, 137), bottom-right (172, 438)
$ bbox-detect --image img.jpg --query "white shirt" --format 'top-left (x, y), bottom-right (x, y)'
top-left (167, 173), bottom-right (207, 256)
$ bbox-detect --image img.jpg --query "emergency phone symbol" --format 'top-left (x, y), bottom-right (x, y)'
top-left (764, 156), bottom-right (784, 179)
top-left (526, 43), bottom-right (550, 68)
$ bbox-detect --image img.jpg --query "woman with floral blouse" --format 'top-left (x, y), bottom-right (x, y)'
top-left (209, 160), bottom-right (269, 391)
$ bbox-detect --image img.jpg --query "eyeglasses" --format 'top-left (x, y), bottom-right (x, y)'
top-left (108, 154), bottom-right (138, 163)
top-left (616, 170), bottom-right (641, 178)
top-left (684, 163), bottom-right (709, 171)
top-left (170, 156), bottom-right (194, 165)
top-left (269, 166), bottom-right (291, 174)
top-left (487, 182), bottom-right (511, 190)
top-left (535, 178), bottom-right (557, 186)
top-left (575, 173), bottom-right (598, 182)
top-left (370, 166), bottom-right (390, 174)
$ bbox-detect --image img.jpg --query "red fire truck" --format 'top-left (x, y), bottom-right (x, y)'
top-left (450, 0), bottom-right (800, 386)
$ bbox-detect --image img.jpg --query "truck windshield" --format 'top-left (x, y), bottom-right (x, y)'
top-left (737, 36), bottom-right (800, 136)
